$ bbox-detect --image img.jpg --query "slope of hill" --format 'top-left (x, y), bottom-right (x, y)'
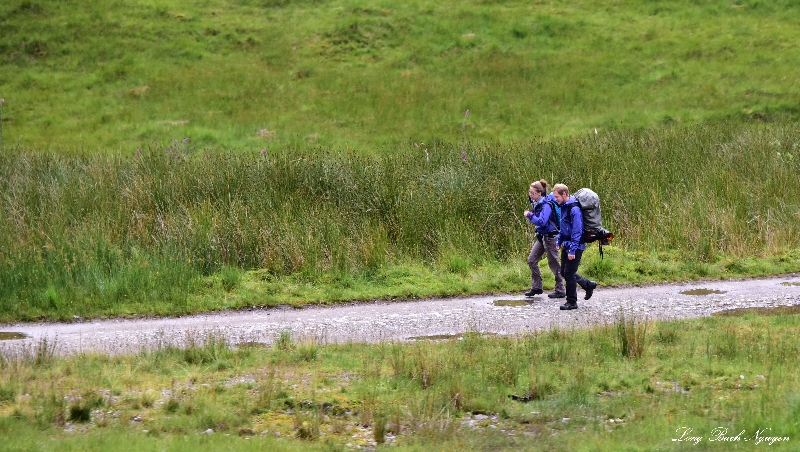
top-left (1, 0), bottom-right (799, 151)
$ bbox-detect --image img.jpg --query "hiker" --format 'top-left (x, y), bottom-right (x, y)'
top-left (553, 183), bottom-right (597, 310)
top-left (523, 180), bottom-right (565, 298)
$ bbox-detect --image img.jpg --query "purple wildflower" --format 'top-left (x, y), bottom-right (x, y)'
top-left (136, 148), bottom-right (141, 155)
top-left (465, 109), bottom-right (469, 117)
top-left (0, 99), bottom-right (4, 105)
top-left (461, 151), bottom-right (467, 161)
top-left (261, 149), bottom-right (267, 155)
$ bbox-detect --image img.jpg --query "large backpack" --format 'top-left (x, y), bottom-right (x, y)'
top-left (572, 188), bottom-right (614, 257)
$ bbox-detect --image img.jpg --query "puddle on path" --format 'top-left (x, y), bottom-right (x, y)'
top-left (0, 332), bottom-right (29, 340)
top-left (781, 282), bottom-right (800, 287)
top-left (410, 332), bottom-right (497, 341)
top-left (713, 305), bottom-right (800, 318)
top-left (680, 289), bottom-right (727, 296)
top-left (492, 299), bottom-right (531, 307)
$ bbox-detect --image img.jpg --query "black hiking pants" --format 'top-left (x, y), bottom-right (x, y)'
top-left (560, 248), bottom-right (591, 305)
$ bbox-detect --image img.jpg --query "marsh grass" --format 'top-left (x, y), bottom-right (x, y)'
top-left (294, 338), bottom-right (319, 363)
top-left (251, 369), bottom-right (277, 415)
top-left (616, 313), bottom-right (650, 359)
top-left (67, 392), bottom-right (101, 423)
top-left (4, 314), bottom-right (800, 450)
top-left (274, 331), bottom-right (293, 352)
top-left (16, 337), bottom-right (59, 368)
top-left (220, 266), bottom-right (243, 293)
top-left (195, 332), bottom-right (232, 359)
top-left (293, 407), bottom-right (320, 440)
top-left (2, 122), bottom-right (800, 322)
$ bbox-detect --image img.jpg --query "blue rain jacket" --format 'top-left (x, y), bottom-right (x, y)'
top-left (528, 193), bottom-right (559, 235)
top-left (556, 197), bottom-right (586, 255)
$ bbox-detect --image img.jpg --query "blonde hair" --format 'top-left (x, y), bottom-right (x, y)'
top-left (553, 183), bottom-right (569, 196)
top-left (529, 179), bottom-right (549, 196)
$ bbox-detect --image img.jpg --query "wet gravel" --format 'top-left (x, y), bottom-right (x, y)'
top-left (2, 274), bottom-right (800, 357)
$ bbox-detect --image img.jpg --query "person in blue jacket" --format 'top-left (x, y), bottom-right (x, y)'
top-left (523, 180), bottom-right (565, 298)
top-left (553, 183), bottom-right (597, 310)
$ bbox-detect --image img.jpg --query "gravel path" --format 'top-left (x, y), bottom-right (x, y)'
top-left (2, 274), bottom-right (800, 357)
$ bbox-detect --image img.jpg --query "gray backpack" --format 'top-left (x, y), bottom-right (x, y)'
top-left (573, 188), bottom-right (614, 257)
top-left (573, 188), bottom-right (603, 233)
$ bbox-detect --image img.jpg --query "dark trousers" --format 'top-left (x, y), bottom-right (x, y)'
top-left (560, 248), bottom-right (590, 304)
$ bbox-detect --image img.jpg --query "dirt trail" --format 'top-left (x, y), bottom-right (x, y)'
top-left (2, 274), bottom-right (800, 357)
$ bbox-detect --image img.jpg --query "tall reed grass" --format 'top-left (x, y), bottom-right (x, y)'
top-left (1, 121), bottom-right (799, 319)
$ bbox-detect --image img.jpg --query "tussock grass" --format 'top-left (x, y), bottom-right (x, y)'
top-left (1, 121), bottom-right (799, 321)
top-left (616, 313), bottom-right (649, 359)
top-left (2, 315), bottom-right (800, 450)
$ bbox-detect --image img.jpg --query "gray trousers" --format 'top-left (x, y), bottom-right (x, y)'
top-left (527, 234), bottom-right (565, 294)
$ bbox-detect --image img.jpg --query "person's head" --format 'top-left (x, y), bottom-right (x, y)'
top-left (528, 180), bottom-right (549, 201)
top-left (553, 183), bottom-right (569, 204)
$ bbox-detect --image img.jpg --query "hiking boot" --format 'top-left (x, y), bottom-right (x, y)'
top-left (584, 281), bottom-right (598, 300)
top-left (548, 292), bottom-right (566, 299)
top-left (524, 288), bottom-right (543, 297)
top-left (559, 302), bottom-right (578, 310)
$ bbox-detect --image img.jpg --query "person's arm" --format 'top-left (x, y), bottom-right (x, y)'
top-left (556, 215), bottom-right (563, 249)
top-left (529, 202), bottom-right (551, 228)
top-left (524, 197), bottom-right (535, 222)
top-left (568, 205), bottom-right (583, 257)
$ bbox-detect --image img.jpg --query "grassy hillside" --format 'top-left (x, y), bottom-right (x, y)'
top-left (1, 0), bottom-right (799, 151)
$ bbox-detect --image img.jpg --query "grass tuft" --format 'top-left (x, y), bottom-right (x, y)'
top-left (616, 313), bottom-right (649, 359)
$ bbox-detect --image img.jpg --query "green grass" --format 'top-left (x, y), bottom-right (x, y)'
top-left (2, 314), bottom-right (800, 450)
top-left (1, 121), bottom-right (800, 321)
top-left (3, 2), bottom-right (800, 450)
top-left (1, 0), bottom-right (800, 151)
top-left (208, 247), bottom-right (800, 311)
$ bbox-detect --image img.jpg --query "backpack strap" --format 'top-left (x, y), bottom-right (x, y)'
top-left (546, 200), bottom-right (560, 230)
